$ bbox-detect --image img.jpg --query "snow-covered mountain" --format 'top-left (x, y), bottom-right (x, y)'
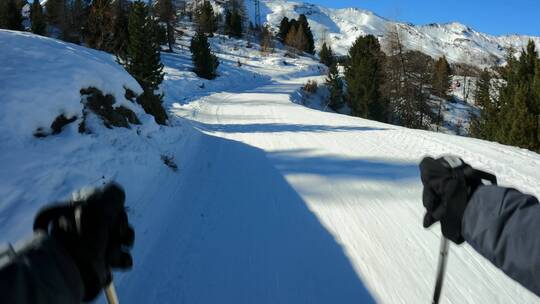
top-left (258, 0), bottom-right (540, 67)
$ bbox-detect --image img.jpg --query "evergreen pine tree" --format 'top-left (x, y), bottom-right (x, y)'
top-left (534, 56), bottom-right (540, 146)
top-left (518, 40), bottom-right (538, 83)
top-left (319, 42), bottom-right (334, 67)
top-left (0, 1), bottom-right (6, 28)
top-left (111, 0), bottom-right (131, 58)
top-left (2, 0), bottom-right (24, 31)
top-left (506, 41), bottom-right (538, 150)
top-left (432, 56), bottom-right (452, 130)
top-left (277, 16), bottom-right (289, 42)
top-left (45, 0), bottom-right (66, 27)
top-left (469, 69), bottom-right (493, 139)
top-left (405, 51), bottom-right (434, 129)
top-left (432, 56), bottom-right (452, 98)
top-left (156, 0), bottom-right (176, 52)
top-left (62, 0), bottom-right (87, 43)
top-left (125, 0), bottom-right (167, 124)
top-left (326, 63), bottom-right (343, 110)
top-left (84, 0), bottom-right (114, 51)
top-left (226, 0), bottom-right (246, 35)
top-left (224, 3), bottom-right (243, 38)
top-left (224, 9), bottom-right (231, 34)
top-left (506, 84), bottom-right (537, 150)
top-left (495, 48), bottom-right (519, 143)
top-left (297, 14), bottom-right (314, 54)
top-left (30, 0), bottom-right (47, 35)
top-left (493, 41), bottom-right (539, 151)
top-left (195, 1), bottom-right (216, 36)
top-left (126, 1), bottom-right (164, 91)
top-left (229, 10), bottom-right (242, 38)
top-left (344, 35), bottom-right (385, 120)
top-left (190, 29), bottom-right (219, 79)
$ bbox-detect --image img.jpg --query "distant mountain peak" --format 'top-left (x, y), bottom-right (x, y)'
top-left (257, 0), bottom-right (540, 67)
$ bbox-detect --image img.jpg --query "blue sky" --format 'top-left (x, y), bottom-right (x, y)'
top-left (306, 0), bottom-right (540, 36)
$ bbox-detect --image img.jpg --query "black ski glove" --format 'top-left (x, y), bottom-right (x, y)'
top-left (33, 182), bottom-right (135, 301)
top-left (419, 156), bottom-right (496, 244)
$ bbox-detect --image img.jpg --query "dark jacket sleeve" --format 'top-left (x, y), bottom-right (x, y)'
top-left (0, 234), bottom-right (84, 304)
top-left (462, 185), bottom-right (540, 296)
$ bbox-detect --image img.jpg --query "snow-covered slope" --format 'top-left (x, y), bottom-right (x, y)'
top-left (119, 47), bottom-right (540, 303)
top-left (260, 0), bottom-right (540, 67)
top-left (1, 27), bottom-right (540, 304)
top-left (0, 30), bottom-right (178, 242)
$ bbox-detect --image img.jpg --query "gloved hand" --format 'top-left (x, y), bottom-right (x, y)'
top-left (33, 182), bottom-right (135, 301)
top-left (419, 156), bottom-right (496, 244)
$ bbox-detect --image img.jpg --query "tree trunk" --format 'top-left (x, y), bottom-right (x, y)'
top-left (437, 99), bottom-right (443, 131)
top-left (167, 22), bottom-right (174, 52)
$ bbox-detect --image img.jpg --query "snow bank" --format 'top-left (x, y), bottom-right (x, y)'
top-left (0, 30), bottom-right (182, 243)
top-left (0, 30), bottom-right (144, 142)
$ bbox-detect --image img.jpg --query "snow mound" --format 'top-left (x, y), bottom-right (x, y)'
top-left (0, 30), bottom-right (144, 142)
top-left (0, 30), bottom-right (177, 243)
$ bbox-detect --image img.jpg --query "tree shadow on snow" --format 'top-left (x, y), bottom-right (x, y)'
top-left (118, 129), bottom-right (376, 304)
top-left (269, 149), bottom-right (418, 181)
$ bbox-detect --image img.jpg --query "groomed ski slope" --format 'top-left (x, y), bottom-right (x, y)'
top-left (115, 71), bottom-right (540, 303)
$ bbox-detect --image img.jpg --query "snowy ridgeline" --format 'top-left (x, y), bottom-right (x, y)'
top-left (258, 0), bottom-right (540, 67)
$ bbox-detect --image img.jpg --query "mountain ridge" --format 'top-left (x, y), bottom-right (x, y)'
top-left (258, 0), bottom-right (540, 67)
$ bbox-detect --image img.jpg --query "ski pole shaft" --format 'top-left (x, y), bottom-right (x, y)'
top-left (105, 281), bottom-right (119, 304)
top-left (432, 237), bottom-right (449, 304)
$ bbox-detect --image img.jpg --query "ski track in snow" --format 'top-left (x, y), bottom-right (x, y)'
top-left (114, 62), bottom-right (539, 303)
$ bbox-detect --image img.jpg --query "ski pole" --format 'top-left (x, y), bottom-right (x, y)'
top-left (432, 237), bottom-right (449, 304)
top-left (105, 280), bottom-right (119, 304)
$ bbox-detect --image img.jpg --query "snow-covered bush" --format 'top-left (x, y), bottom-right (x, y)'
top-left (79, 87), bottom-right (141, 133)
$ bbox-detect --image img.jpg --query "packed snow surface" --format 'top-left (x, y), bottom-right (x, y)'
top-left (1, 30), bottom-right (540, 304)
top-left (118, 49), bottom-right (540, 303)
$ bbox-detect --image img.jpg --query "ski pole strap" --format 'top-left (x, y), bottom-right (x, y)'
top-left (463, 166), bottom-right (497, 186)
top-left (441, 155), bottom-right (497, 186)
top-left (33, 205), bottom-right (74, 233)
